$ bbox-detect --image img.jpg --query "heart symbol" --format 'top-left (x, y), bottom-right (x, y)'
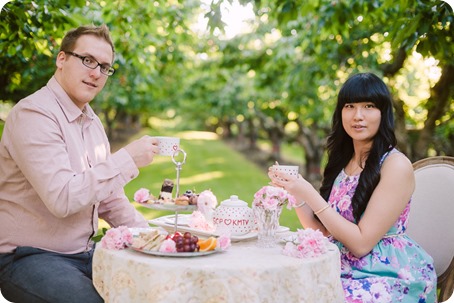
top-left (224, 219), bottom-right (232, 226)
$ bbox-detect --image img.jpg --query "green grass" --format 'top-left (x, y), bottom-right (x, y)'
top-left (102, 129), bottom-right (302, 232)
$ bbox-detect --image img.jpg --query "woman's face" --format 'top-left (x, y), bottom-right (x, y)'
top-left (342, 102), bottom-right (381, 145)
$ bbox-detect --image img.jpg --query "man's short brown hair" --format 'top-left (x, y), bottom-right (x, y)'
top-left (60, 24), bottom-right (115, 55)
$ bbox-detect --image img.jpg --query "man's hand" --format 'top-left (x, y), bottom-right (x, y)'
top-left (123, 135), bottom-right (159, 168)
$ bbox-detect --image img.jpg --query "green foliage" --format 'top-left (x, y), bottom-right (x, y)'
top-left (1, 0), bottom-right (452, 166)
top-left (0, 0), bottom-right (86, 102)
top-left (91, 227), bottom-right (108, 243)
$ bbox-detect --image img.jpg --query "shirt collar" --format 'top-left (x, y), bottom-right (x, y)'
top-left (47, 76), bottom-right (95, 123)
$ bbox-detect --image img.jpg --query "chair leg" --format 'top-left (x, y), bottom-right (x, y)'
top-left (438, 257), bottom-right (454, 302)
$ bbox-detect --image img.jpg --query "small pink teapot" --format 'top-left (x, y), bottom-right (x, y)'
top-left (213, 195), bottom-right (254, 236)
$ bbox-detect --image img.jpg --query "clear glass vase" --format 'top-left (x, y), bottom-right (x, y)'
top-left (253, 205), bottom-right (283, 248)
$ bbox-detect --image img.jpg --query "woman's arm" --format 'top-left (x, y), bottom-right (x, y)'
top-left (269, 153), bottom-right (415, 257)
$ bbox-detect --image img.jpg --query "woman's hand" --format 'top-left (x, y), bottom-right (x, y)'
top-left (268, 164), bottom-right (312, 200)
top-left (268, 163), bottom-right (329, 234)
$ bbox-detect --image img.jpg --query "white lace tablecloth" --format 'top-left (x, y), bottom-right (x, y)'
top-left (93, 240), bottom-right (344, 303)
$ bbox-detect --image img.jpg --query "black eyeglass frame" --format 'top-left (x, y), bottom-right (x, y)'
top-left (64, 51), bottom-right (115, 76)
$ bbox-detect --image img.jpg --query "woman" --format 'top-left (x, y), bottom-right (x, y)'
top-left (269, 73), bottom-right (436, 302)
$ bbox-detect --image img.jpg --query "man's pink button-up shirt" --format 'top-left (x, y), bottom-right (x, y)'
top-left (0, 76), bottom-right (148, 254)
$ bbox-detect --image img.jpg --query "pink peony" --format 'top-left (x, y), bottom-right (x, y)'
top-left (197, 190), bottom-right (217, 213)
top-left (134, 188), bottom-right (150, 203)
top-left (101, 226), bottom-right (133, 250)
top-left (216, 233), bottom-right (231, 251)
top-left (282, 228), bottom-right (329, 258)
top-left (159, 239), bottom-right (177, 253)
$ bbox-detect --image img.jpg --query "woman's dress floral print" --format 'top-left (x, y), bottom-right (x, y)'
top-left (328, 150), bottom-right (437, 303)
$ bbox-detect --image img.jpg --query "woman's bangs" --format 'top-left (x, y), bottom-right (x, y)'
top-left (340, 81), bottom-right (384, 108)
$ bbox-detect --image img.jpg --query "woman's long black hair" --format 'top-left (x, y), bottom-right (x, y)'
top-left (319, 73), bottom-right (397, 223)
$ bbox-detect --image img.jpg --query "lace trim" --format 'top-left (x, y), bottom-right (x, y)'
top-left (383, 233), bottom-right (405, 238)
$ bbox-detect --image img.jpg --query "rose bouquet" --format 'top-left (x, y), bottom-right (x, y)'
top-left (253, 185), bottom-right (297, 210)
top-left (253, 186), bottom-right (297, 248)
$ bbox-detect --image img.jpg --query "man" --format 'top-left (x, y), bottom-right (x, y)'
top-left (0, 24), bottom-right (159, 302)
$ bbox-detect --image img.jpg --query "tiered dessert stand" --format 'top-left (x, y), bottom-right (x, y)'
top-left (141, 149), bottom-right (196, 233)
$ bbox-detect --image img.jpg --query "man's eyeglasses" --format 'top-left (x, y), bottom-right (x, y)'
top-left (65, 51), bottom-right (115, 76)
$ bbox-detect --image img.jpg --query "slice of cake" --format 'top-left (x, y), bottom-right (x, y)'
top-left (159, 179), bottom-right (174, 204)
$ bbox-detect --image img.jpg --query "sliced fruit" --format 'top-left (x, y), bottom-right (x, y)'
top-left (197, 237), bottom-right (217, 252)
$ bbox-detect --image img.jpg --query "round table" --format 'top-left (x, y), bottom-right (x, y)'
top-left (93, 240), bottom-right (344, 303)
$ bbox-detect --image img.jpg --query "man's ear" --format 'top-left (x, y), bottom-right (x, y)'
top-left (55, 51), bottom-right (66, 69)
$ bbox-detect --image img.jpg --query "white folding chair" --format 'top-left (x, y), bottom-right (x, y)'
top-left (406, 156), bottom-right (454, 302)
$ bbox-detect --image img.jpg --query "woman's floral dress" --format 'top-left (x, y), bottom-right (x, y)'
top-left (328, 152), bottom-right (437, 303)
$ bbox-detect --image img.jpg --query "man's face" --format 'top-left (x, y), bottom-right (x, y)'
top-left (55, 35), bottom-right (113, 109)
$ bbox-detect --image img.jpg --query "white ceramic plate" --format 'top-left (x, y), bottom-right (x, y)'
top-left (129, 227), bottom-right (168, 237)
top-left (138, 202), bottom-right (196, 212)
top-left (163, 214), bottom-right (191, 226)
top-left (129, 246), bottom-right (219, 257)
top-left (277, 226), bottom-right (290, 233)
top-left (149, 215), bottom-right (259, 242)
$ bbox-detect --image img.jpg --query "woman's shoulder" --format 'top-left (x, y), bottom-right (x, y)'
top-left (381, 149), bottom-right (414, 176)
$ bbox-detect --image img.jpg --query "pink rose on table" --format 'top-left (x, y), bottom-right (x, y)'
top-left (282, 228), bottom-right (329, 258)
top-left (197, 190), bottom-right (217, 212)
top-left (134, 188), bottom-right (150, 203)
top-left (159, 239), bottom-right (177, 253)
top-left (101, 226), bottom-right (133, 250)
top-left (216, 234), bottom-right (231, 251)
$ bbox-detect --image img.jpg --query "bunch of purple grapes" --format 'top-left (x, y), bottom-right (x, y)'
top-left (172, 232), bottom-right (200, 252)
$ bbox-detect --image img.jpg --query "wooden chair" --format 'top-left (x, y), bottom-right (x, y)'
top-left (406, 156), bottom-right (454, 302)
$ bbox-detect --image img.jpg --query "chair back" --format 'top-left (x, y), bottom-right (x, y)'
top-left (406, 156), bottom-right (454, 301)
top-left (407, 156), bottom-right (454, 274)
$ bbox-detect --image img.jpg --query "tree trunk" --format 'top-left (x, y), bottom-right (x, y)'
top-left (246, 118), bottom-right (259, 150)
top-left (414, 64), bottom-right (454, 160)
top-left (269, 128), bottom-right (283, 163)
top-left (296, 120), bottom-right (327, 186)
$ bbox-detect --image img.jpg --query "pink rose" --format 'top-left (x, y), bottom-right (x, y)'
top-left (159, 239), bottom-right (177, 253)
top-left (100, 226), bottom-right (133, 250)
top-left (253, 186), bottom-right (296, 211)
top-left (134, 188), bottom-right (150, 203)
top-left (216, 233), bottom-right (231, 251)
top-left (117, 226), bottom-right (133, 245)
top-left (197, 190), bottom-right (218, 212)
top-left (282, 228), bottom-right (328, 258)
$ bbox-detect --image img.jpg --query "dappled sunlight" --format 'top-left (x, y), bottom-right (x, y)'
top-left (179, 171), bottom-right (224, 185)
top-left (178, 130), bottom-right (219, 140)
